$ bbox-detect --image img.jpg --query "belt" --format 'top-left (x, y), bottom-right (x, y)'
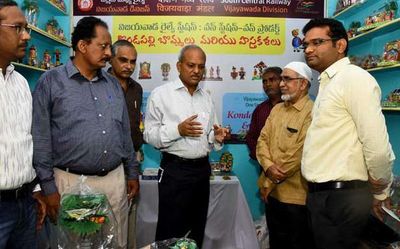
top-left (307, 180), bottom-right (368, 193)
top-left (162, 152), bottom-right (208, 164)
top-left (57, 167), bottom-right (110, 177)
top-left (0, 179), bottom-right (37, 201)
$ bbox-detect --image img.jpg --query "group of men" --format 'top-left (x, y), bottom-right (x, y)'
top-left (0, 1), bottom-right (396, 249)
top-left (1, 1), bottom-right (228, 248)
top-left (247, 18), bottom-right (394, 249)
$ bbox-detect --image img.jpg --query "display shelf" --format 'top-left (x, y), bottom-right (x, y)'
top-left (382, 107), bottom-right (400, 111)
top-left (12, 62), bottom-right (47, 72)
top-left (29, 24), bottom-right (71, 47)
top-left (349, 18), bottom-right (400, 46)
top-left (367, 64), bottom-right (400, 73)
top-left (42, 0), bottom-right (68, 16)
top-left (332, 0), bottom-right (374, 19)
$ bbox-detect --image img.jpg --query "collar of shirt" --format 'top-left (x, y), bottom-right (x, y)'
top-left (0, 64), bottom-right (15, 82)
top-left (318, 57), bottom-right (350, 83)
top-left (172, 79), bottom-right (204, 96)
top-left (66, 59), bottom-right (105, 81)
top-left (284, 94), bottom-right (311, 112)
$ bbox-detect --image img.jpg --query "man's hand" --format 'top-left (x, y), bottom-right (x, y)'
top-left (45, 192), bottom-right (60, 224)
top-left (266, 164), bottom-right (287, 183)
top-left (32, 191), bottom-right (46, 230)
top-left (259, 187), bottom-right (273, 203)
top-left (368, 174), bottom-right (389, 195)
top-left (213, 124), bottom-right (229, 143)
top-left (127, 179), bottom-right (140, 201)
top-left (372, 197), bottom-right (391, 221)
top-left (178, 115), bottom-right (203, 137)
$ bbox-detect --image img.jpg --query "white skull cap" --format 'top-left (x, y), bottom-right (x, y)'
top-left (284, 61), bottom-right (312, 82)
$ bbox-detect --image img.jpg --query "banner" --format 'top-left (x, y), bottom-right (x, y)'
top-left (113, 16), bottom-right (285, 54)
top-left (74, 0), bottom-right (324, 19)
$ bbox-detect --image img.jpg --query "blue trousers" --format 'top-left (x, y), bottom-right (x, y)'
top-left (0, 195), bottom-right (37, 249)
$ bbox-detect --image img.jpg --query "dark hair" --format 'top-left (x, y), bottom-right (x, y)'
top-left (71, 16), bottom-right (108, 51)
top-left (262, 66), bottom-right (282, 77)
top-left (0, 0), bottom-right (17, 8)
top-left (178, 44), bottom-right (206, 62)
top-left (111, 39), bottom-right (135, 57)
top-left (302, 18), bottom-right (348, 55)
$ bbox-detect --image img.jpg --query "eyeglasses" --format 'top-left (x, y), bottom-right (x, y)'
top-left (0, 23), bottom-right (31, 35)
top-left (281, 76), bottom-right (305, 83)
top-left (301, 38), bottom-right (337, 51)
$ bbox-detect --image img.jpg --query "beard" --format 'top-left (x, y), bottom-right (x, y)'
top-left (281, 94), bottom-right (293, 101)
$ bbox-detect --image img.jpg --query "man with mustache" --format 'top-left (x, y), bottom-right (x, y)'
top-left (109, 40), bottom-right (143, 249)
top-left (32, 16), bottom-right (139, 248)
top-left (0, 1), bottom-right (46, 248)
top-left (144, 45), bottom-right (229, 247)
top-left (246, 67), bottom-right (282, 161)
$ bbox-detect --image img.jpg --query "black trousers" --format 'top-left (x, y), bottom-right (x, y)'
top-left (155, 155), bottom-right (210, 248)
top-left (307, 187), bottom-right (372, 249)
top-left (265, 196), bottom-right (314, 249)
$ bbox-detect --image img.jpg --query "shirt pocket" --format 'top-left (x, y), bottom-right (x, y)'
top-left (279, 124), bottom-right (300, 151)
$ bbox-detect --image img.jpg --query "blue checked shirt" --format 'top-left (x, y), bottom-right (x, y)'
top-left (33, 59), bottom-right (138, 195)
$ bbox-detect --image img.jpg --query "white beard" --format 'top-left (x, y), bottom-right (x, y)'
top-left (281, 94), bottom-right (292, 101)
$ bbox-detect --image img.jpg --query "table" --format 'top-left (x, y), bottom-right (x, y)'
top-left (136, 176), bottom-right (259, 249)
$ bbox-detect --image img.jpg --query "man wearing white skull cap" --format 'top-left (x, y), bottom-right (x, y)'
top-left (256, 61), bottom-right (314, 249)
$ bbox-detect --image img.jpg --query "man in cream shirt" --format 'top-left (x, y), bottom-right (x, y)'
top-left (301, 18), bottom-right (395, 249)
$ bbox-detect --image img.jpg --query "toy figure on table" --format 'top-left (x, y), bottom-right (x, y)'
top-left (28, 45), bottom-right (38, 67)
top-left (22, 0), bottom-right (39, 26)
top-left (41, 49), bottom-right (53, 70)
top-left (54, 49), bottom-right (62, 67)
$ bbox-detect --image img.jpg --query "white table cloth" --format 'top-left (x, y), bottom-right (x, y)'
top-left (137, 176), bottom-right (259, 249)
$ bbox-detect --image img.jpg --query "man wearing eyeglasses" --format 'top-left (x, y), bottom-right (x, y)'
top-left (246, 67), bottom-right (282, 161)
top-left (301, 18), bottom-right (394, 249)
top-left (32, 16), bottom-right (139, 248)
top-left (0, 1), bottom-right (46, 248)
top-left (256, 62), bottom-right (314, 249)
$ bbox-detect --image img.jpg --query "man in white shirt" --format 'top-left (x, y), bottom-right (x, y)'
top-left (301, 18), bottom-right (395, 249)
top-left (144, 45), bottom-right (229, 247)
top-left (0, 1), bottom-right (45, 248)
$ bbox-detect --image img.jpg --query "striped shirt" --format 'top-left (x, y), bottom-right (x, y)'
top-left (0, 64), bottom-right (36, 190)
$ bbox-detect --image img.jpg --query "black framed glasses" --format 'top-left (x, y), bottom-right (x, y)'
top-left (0, 23), bottom-right (31, 35)
top-left (281, 76), bottom-right (305, 83)
top-left (300, 38), bottom-right (338, 51)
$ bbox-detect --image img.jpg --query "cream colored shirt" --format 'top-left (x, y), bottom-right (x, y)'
top-left (302, 57), bottom-right (395, 200)
top-left (257, 95), bottom-right (313, 205)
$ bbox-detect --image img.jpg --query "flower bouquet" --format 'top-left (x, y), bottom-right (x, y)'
top-left (57, 176), bottom-right (116, 249)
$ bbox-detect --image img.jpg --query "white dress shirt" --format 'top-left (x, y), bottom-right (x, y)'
top-left (302, 57), bottom-right (395, 200)
top-left (0, 64), bottom-right (36, 190)
top-left (144, 79), bottom-right (221, 159)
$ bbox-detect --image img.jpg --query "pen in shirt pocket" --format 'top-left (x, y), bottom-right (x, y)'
top-left (287, 127), bottom-right (298, 133)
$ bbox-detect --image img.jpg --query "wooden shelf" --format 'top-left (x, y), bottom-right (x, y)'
top-left (332, 0), bottom-right (374, 19)
top-left (12, 62), bottom-right (47, 72)
top-left (41, 0), bottom-right (68, 15)
top-left (29, 24), bottom-right (71, 47)
top-left (349, 18), bottom-right (400, 46)
top-left (367, 64), bottom-right (400, 73)
top-left (382, 107), bottom-right (400, 111)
